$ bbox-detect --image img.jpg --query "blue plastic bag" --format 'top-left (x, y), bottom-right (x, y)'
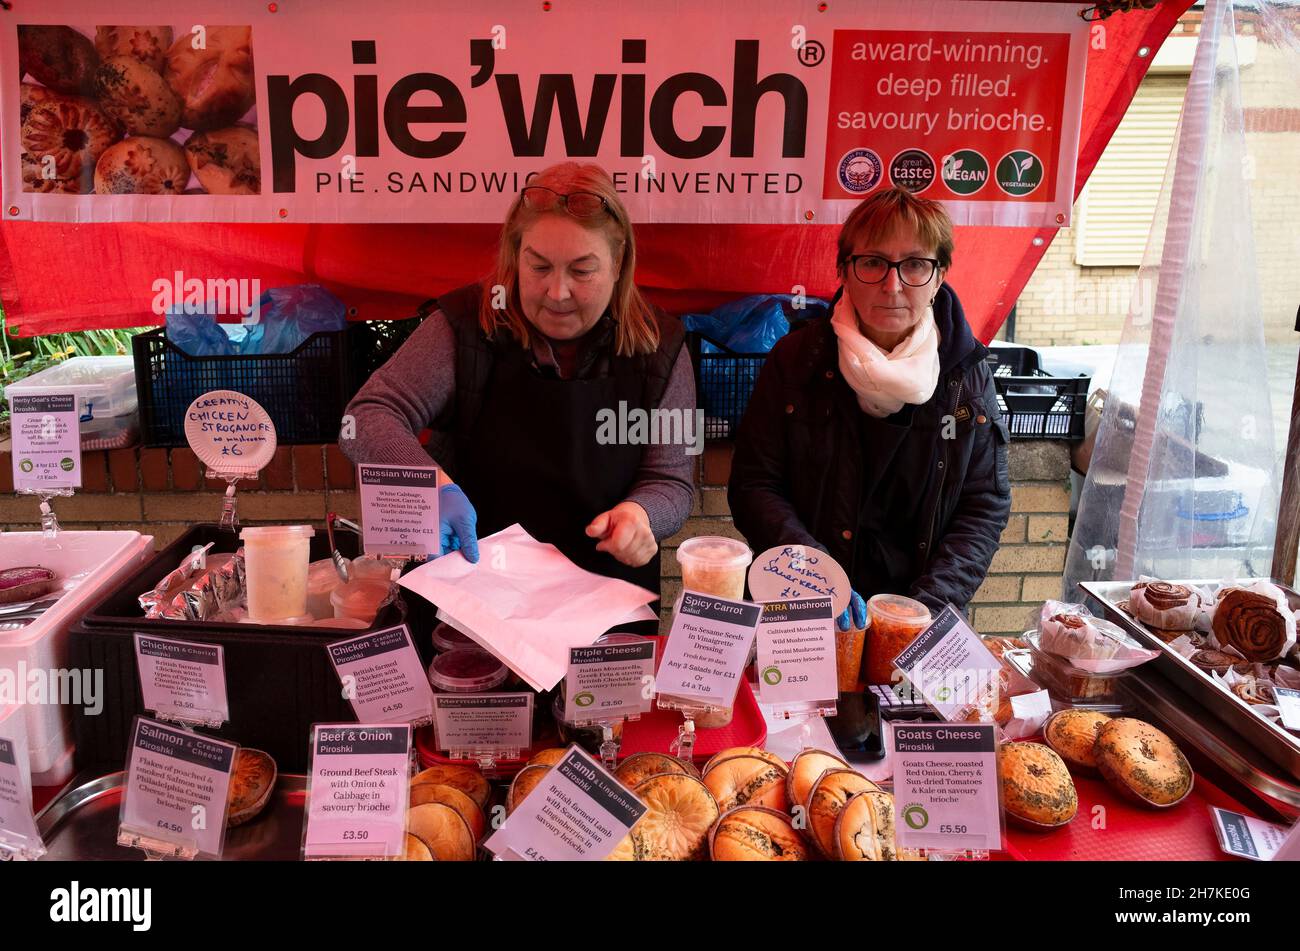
top-left (681, 293), bottom-right (828, 353)
top-left (683, 294), bottom-right (829, 435)
top-left (164, 302), bottom-right (237, 356)
top-left (244, 284), bottom-right (347, 355)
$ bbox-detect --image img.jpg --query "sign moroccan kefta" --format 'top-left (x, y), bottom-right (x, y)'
top-left (4, 0), bottom-right (1088, 226)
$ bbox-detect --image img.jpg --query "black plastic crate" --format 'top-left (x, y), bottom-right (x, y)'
top-left (70, 524), bottom-right (418, 773)
top-left (133, 327), bottom-right (351, 447)
top-left (687, 332), bottom-right (770, 442)
top-left (994, 372), bottom-right (1089, 441)
top-left (985, 346), bottom-right (1042, 377)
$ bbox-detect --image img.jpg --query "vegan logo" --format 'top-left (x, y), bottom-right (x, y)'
top-left (940, 149), bottom-right (988, 196)
top-left (995, 150), bottom-right (1043, 196)
top-left (59, 458), bottom-right (75, 472)
top-left (838, 148), bottom-right (883, 193)
top-left (902, 803), bottom-right (929, 830)
top-left (761, 666), bottom-right (782, 686)
top-left (889, 149), bottom-right (935, 194)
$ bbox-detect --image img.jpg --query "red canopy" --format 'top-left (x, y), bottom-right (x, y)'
top-left (0, 2), bottom-right (1194, 341)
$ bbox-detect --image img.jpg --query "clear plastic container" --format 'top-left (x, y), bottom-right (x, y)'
top-left (349, 556), bottom-right (395, 582)
top-left (330, 578), bottom-right (393, 624)
top-left (239, 525), bottom-right (314, 623)
top-left (864, 594), bottom-right (931, 685)
top-left (676, 536), bottom-right (752, 600)
top-left (427, 647), bottom-right (509, 693)
top-left (306, 558), bottom-right (345, 619)
top-left (836, 624), bottom-right (867, 693)
top-left (5, 355), bottom-right (138, 418)
top-left (1027, 638), bottom-right (1127, 705)
top-left (80, 409), bottom-right (139, 450)
top-left (431, 621), bottom-right (476, 653)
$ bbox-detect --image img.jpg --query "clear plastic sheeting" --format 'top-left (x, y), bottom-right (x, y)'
top-left (1064, 0), bottom-right (1291, 593)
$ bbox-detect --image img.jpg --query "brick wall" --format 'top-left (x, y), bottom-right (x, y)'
top-left (2, 437), bottom-right (1070, 637)
top-left (663, 440), bottom-right (1072, 635)
top-left (0, 444), bottom-right (359, 550)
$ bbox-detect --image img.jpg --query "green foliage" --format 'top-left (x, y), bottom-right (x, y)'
top-left (0, 303), bottom-right (147, 433)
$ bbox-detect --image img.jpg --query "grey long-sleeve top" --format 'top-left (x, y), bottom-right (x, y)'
top-left (340, 307), bottom-right (697, 541)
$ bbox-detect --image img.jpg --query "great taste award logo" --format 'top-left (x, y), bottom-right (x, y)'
top-left (838, 148), bottom-right (884, 193)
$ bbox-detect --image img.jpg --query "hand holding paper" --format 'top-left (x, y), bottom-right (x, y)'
top-left (397, 524), bottom-right (658, 691)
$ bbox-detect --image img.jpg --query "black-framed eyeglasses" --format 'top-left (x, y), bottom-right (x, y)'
top-left (520, 185), bottom-right (610, 218)
top-left (847, 255), bottom-right (940, 287)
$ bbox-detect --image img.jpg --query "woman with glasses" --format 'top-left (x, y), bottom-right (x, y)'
top-left (728, 187), bottom-right (1011, 633)
top-left (341, 162), bottom-right (695, 607)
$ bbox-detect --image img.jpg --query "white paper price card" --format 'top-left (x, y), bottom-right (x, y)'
top-left (1210, 807), bottom-right (1292, 861)
top-left (893, 604), bottom-right (1002, 721)
top-left (10, 393), bottom-right (81, 492)
top-left (658, 592), bottom-right (761, 708)
top-left (326, 624), bottom-right (436, 727)
top-left (134, 634), bottom-right (229, 728)
top-left (118, 717), bottom-right (237, 860)
top-left (484, 745), bottom-right (647, 861)
top-left (433, 693), bottom-right (533, 756)
top-left (892, 723), bottom-right (1003, 854)
top-left (303, 723), bottom-right (411, 860)
top-left (358, 464), bottom-right (441, 558)
top-left (564, 636), bottom-right (656, 723)
top-left (1275, 686), bottom-right (1300, 732)
top-left (755, 598), bottom-right (838, 712)
top-left (0, 717), bottom-right (45, 860)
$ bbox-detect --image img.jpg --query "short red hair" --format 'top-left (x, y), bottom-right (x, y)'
top-left (836, 187), bottom-right (955, 276)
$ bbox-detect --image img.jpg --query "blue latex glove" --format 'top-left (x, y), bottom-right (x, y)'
top-left (835, 590), bottom-right (868, 632)
top-left (438, 484), bottom-right (479, 563)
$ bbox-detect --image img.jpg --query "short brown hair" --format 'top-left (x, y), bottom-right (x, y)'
top-left (479, 162), bottom-right (660, 357)
top-left (836, 187), bottom-right (955, 276)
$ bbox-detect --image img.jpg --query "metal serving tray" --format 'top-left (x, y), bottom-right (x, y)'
top-left (36, 772), bottom-right (307, 861)
top-left (1078, 579), bottom-right (1300, 782)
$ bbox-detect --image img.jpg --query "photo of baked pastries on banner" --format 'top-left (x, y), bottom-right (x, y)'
top-left (3, 0), bottom-right (1087, 225)
top-left (16, 24), bottom-right (258, 197)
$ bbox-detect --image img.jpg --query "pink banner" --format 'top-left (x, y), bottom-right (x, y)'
top-left (4, 0), bottom-right (1087, 227)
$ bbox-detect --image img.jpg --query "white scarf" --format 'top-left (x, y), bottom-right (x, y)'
top-left (830, 293), bottom-right (941, 418)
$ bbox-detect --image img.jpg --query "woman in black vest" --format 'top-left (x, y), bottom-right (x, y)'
top-left (341, 162), bottom-right (696, 603)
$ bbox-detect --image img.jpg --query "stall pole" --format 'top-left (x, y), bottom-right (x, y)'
top-left (1270, 307), bottom-right (1300, 586)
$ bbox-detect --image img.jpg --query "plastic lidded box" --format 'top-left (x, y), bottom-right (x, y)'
top-left (1025, 634), bottom-right (1128, 704)
top-left (431, 622), bottom-right (475, 653)
top-left (5, 355), bottom-right (138, 418)
top-left (427, 647), bottom-right (509, 693)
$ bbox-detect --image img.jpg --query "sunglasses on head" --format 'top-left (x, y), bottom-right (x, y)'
top-left (520, 185), bottom-right (610, 218)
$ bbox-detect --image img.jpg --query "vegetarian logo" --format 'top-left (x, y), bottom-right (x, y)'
top-left (838, 148), bottom-right (883, 194)
top-left (574, 691), bottom-right (595, 708)
top-left (761, 666), bottom-right (782, 686)
top-left (18, 459), bottom-right (33, 473)
top-left (940, 149), bottom-right (989, 196)
top-left (935, 686), bottom-right (952, 702)
top-left (995, 150), bottom-right (1043, 197)
top-left (902, 803), bottom-right (930, 830)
